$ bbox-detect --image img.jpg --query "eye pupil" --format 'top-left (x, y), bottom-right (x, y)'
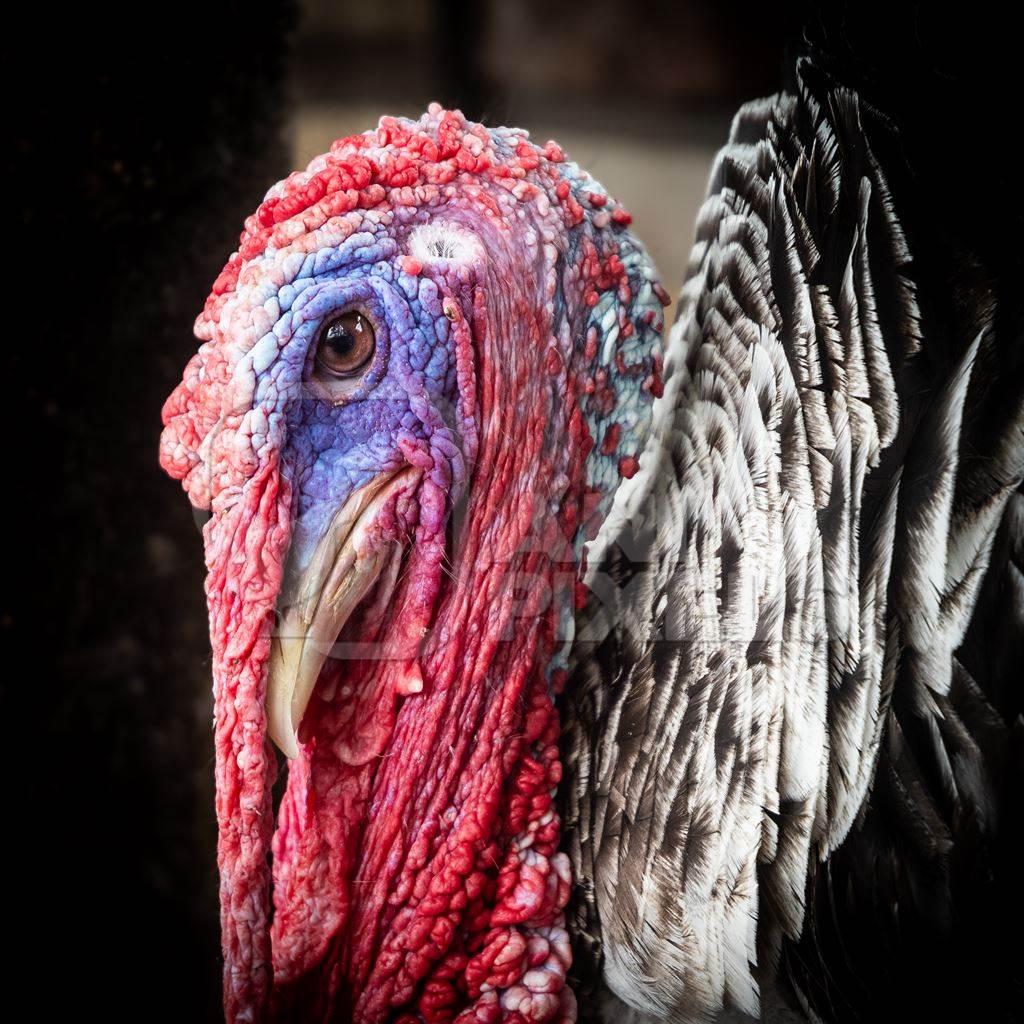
top-left (325, 323), bottom-right (355, 355)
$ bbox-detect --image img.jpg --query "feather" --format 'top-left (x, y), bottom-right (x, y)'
top-left (562, 56), bottom-right (1024, 1024)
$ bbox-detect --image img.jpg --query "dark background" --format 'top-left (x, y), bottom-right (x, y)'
top-left (6, 2), bottom-right (1018, 1020)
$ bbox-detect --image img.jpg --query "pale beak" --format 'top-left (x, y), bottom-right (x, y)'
top-left (266, 470), bottom-right (414, 758)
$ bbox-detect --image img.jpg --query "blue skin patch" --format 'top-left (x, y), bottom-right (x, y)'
top-left (258, 238), bottom-right (470, 573)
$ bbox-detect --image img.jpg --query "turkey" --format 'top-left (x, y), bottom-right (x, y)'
top-left (161, 104), bottom-right (667, 1022)
top-left (161, 36), bottom-right (1023, 1024)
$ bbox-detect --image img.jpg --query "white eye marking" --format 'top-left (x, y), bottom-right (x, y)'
top-left (408, 221), bottom-right (482, 266)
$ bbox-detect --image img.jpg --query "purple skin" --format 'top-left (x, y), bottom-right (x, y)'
top-left (277, 233), bottom-right (472, 574)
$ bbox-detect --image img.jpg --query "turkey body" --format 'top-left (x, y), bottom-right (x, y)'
top-left (561, 54), bottom-right (1024, 1024)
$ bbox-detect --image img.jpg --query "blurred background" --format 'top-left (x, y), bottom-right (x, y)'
top-left (290, 0), bottom-right (796, 290)
top-left (6, 1), bottom-right (797, 1018)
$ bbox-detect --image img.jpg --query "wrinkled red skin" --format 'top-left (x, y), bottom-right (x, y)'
top-left (205, 456), bottom-right (290, 1018)
top-left (265, 282), bottom-right (590, 1024)
top-left (161, 106), bottom-right (665, 1023)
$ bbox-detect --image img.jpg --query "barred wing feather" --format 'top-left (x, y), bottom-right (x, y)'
top-left (561, 61), bottom-right (1024, 1023)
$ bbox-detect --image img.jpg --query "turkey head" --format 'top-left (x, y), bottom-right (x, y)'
top-left (160, 105), bottom-right (667, 1024)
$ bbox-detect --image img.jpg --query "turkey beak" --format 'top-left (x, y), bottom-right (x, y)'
top-left (266, 470), bottom-right (412, 758)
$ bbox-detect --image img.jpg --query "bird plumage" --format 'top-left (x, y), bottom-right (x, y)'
top-left (562, 58), bottom-right (1024, 1022)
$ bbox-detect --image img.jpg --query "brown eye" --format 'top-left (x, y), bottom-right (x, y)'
top-left (314, 311), bottom-right (376, 379)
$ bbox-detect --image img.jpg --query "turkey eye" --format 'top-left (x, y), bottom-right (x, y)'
top-left (314, 312), bottom-right (376, 379)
